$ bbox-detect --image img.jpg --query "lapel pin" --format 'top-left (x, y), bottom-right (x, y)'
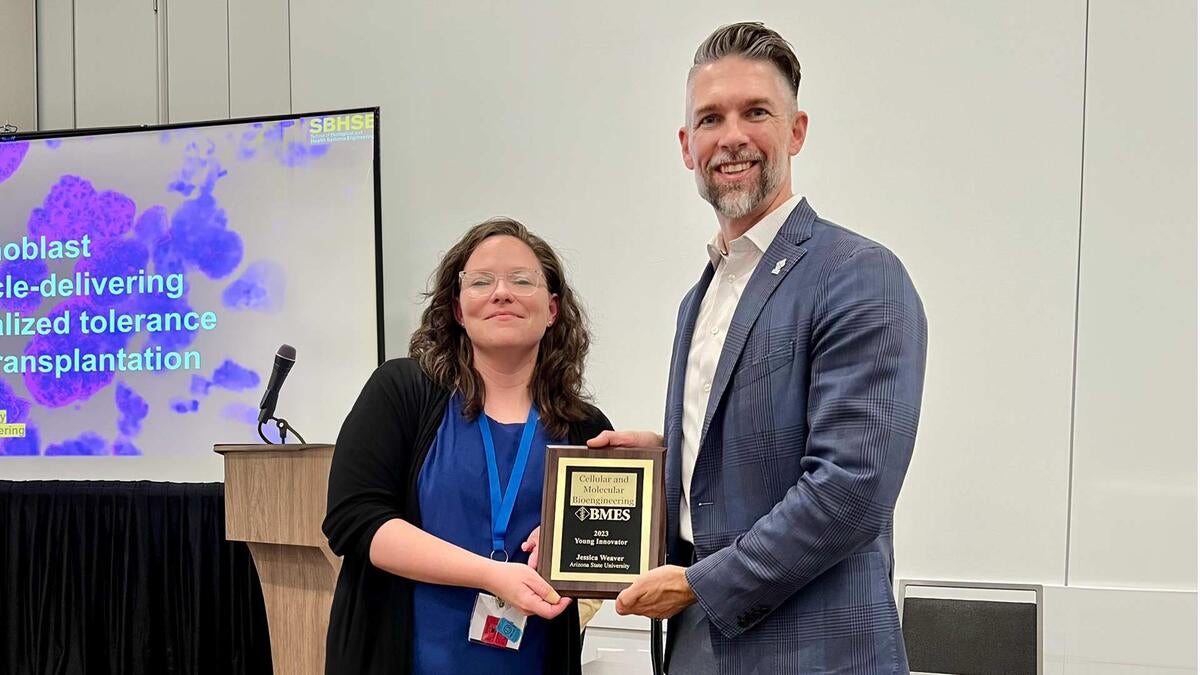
top-left (771, 259), bottom-right (787, 275)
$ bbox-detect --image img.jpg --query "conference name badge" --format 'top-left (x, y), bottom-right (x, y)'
top-left (468, 592), bottom-right (527, 651)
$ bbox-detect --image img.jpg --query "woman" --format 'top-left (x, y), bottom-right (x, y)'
top-left (323, 218), bottom-right (611, 675)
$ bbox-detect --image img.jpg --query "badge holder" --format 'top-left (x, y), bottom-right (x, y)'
top-left (468, 592), bottom-right (528, 651)
top-left (468, 407), bottom-right (539, 652)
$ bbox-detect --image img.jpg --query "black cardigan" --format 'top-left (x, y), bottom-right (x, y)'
top-left (323, 358), bottom-right (613, 675)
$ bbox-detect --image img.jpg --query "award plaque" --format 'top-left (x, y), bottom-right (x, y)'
top-left (538, 445), bottom-right (666, 599)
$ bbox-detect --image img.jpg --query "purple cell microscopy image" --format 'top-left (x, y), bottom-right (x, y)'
top-left (222, 260), bottom-right (286, 312)
top-left (75, 238), bottom-right (151, 306)
top-left (44, 431), bottom-right (107, 456)
top-left (211, 360), bottom-right (260, 391)
top-left (112, 438), bottom-right (141, 455)
top-left (223, 402), bottom-right (280, 442)
top-left (156, 157), bottom-right (244, 281)
top-left (27, 176), bottom-right (136, 242)
top-left (92, 190), bottom-right (137, 239)
top-left (168, 180), bottom-right (196, 197)
top-left (190, 375), bottom-right (212, 396)
top-left (168, 192), bottom-right (243, 278)
top-left (170, 398), bottom-right (200, 414)
top-left (37, 176), bottom-right (97, 237)
top-left (115, 382), bottom-right (149, 437)
top-left (0, 257), bottom-right (48, 313)
top-left (150, 233), bottom-right (186, 278)
top-left (168, 139), bottom-right (218, 196)
top-left (0, 379), bottom-right (32, 424)
top-left (222, 402), bottom-right (258, 424)
top-left (0, 142), bottom-right (30, 184)
top-left (235, 120), bottom-right (331, 167)
top-left (279, 141), bottom-right (329, 167)
top-left (131, 292), bottom-right (198, 353)
top-left (23, 336), bottom-right (115, 407)
top-left (22, 298), bottom-right (132, 407)
top-left (134, 205), bottom-right (169, 245)
top-left (238, 128), bottom-right (260, 160)
top-left (2, 425), bottom-right (40, 456)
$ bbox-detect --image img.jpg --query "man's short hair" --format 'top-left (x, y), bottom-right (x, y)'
top-left (692, 22), bottom-right (802, 99)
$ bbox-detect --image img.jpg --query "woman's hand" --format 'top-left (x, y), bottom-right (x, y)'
top-left (484, 560), bottom-right (571, 619)
top-left (520, 526), bottom-right (540, 570)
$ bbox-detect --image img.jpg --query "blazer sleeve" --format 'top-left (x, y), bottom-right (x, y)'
top-left (322, 359), bottom-right (424, 560)
top-left (685, 245), bottom-right (928, 638)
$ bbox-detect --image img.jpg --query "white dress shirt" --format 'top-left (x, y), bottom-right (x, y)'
top-left (679, 193), bottom-right (803, 544)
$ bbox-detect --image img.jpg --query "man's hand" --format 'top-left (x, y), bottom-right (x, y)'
top-left (614, 564), bottom-right (695, 619)
top-left (588, 430), bottom-right (664, 449)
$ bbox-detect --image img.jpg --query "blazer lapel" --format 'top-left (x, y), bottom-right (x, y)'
top-left (670, 263), bottom-right (714, 420)
top-left (699, 199), bottom-right (816, 444)
top-left (666, 263), bottom-right (714, 550)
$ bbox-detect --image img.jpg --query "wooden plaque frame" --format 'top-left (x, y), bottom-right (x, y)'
top-left (538, 445), bottom-right (666, 599)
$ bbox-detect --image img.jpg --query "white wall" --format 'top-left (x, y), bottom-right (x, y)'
top-left (0, 0), bottom-right (37, 132)
top-left (27, 0), bottom-right (1199, 671)
top-left (166, 0), bottom-right (229, 123)
top-left (35, 0), bottom-right (74, 131)
top-left (73, 0), bottom-right (159, 128)
top-left (1070, 0), bottom-right (1197, 592)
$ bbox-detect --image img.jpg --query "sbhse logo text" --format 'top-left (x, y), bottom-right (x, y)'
top-left (308, 113), bottom-right (374, 134)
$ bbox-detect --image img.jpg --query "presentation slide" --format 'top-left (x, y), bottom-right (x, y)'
top-left (0, 109), bottom-right (381, 481)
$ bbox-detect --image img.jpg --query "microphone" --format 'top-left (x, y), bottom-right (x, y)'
top-left (258, 344), bottom-right (296, 424)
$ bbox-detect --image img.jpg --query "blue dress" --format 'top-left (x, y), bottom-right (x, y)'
top-left (411, 393), bottom-right (559, 674)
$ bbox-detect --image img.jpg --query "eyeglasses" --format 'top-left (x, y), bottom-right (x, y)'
top-left (457, 268), bottom-right (546, 298)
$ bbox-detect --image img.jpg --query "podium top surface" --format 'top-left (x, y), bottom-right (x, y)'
top-left (216, 443), bottom-right (336, 546)
top-left (214, 443), bottom-right (334, 455)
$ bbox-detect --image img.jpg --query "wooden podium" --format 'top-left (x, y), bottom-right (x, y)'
top-left (215, 443), bottom-right (339, 675)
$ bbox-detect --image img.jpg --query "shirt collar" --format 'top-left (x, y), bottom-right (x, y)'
top-left (706, 193), bottom-right (804, 268)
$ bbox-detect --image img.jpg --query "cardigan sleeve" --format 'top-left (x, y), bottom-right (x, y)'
top-left (568, 404), bottom-right (614, 445)
top-left (323, 359), bottom-right (426, 560)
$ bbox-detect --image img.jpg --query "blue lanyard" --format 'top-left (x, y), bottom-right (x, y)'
top-left (478, 406), bottom-right (539, 558)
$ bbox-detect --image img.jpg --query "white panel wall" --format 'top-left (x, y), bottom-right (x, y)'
top-left (45, 0), bottom-right (289, 128)
top-left (73, 0), bottom-right (158, 127)
top-left (788, 1), bottom-right (1088, 587)
top-left (289, 0), bottom-right (1088, 587)
top-left (0, 0), bottom-right (37, 131)
top-left (1069, 0), bottom-right (1197, 590)
top-left (1042, 586), bottom-right (1197, 674)
top-left (166, 0), bottom-right (229, 123)
top-left (227, 0), bottom-right (291, 118)
top-left (36, 0), bottom-right (75, 130)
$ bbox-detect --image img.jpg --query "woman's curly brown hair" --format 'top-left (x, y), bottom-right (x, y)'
top-left (408, 217), bottom-right (592, 439)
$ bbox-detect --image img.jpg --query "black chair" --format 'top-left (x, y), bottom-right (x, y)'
top-left (898, 579), bottom-right (1042, 675)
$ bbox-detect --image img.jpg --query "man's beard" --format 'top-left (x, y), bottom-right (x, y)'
top-left (697, 151), bottom-right (782, 219)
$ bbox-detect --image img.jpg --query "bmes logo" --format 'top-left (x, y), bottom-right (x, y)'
top-left (575, 507), bottom-right (632, 522)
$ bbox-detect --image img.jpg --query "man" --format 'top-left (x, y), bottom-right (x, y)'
top-left (589, 22), bottom-right (928, 673)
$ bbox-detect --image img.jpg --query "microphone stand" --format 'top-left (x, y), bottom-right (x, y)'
top-left (258, 416), bottom-right (307, 445)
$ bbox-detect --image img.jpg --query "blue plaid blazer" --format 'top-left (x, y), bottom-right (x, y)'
top-left (664, 199), bottom-right (927, 674)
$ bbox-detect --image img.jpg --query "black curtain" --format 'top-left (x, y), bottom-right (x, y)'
top-left (0, 481), bottom-right (273, 675)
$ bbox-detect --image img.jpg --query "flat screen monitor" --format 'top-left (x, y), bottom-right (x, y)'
top-left (0, 108), bottom-right (382, 481)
